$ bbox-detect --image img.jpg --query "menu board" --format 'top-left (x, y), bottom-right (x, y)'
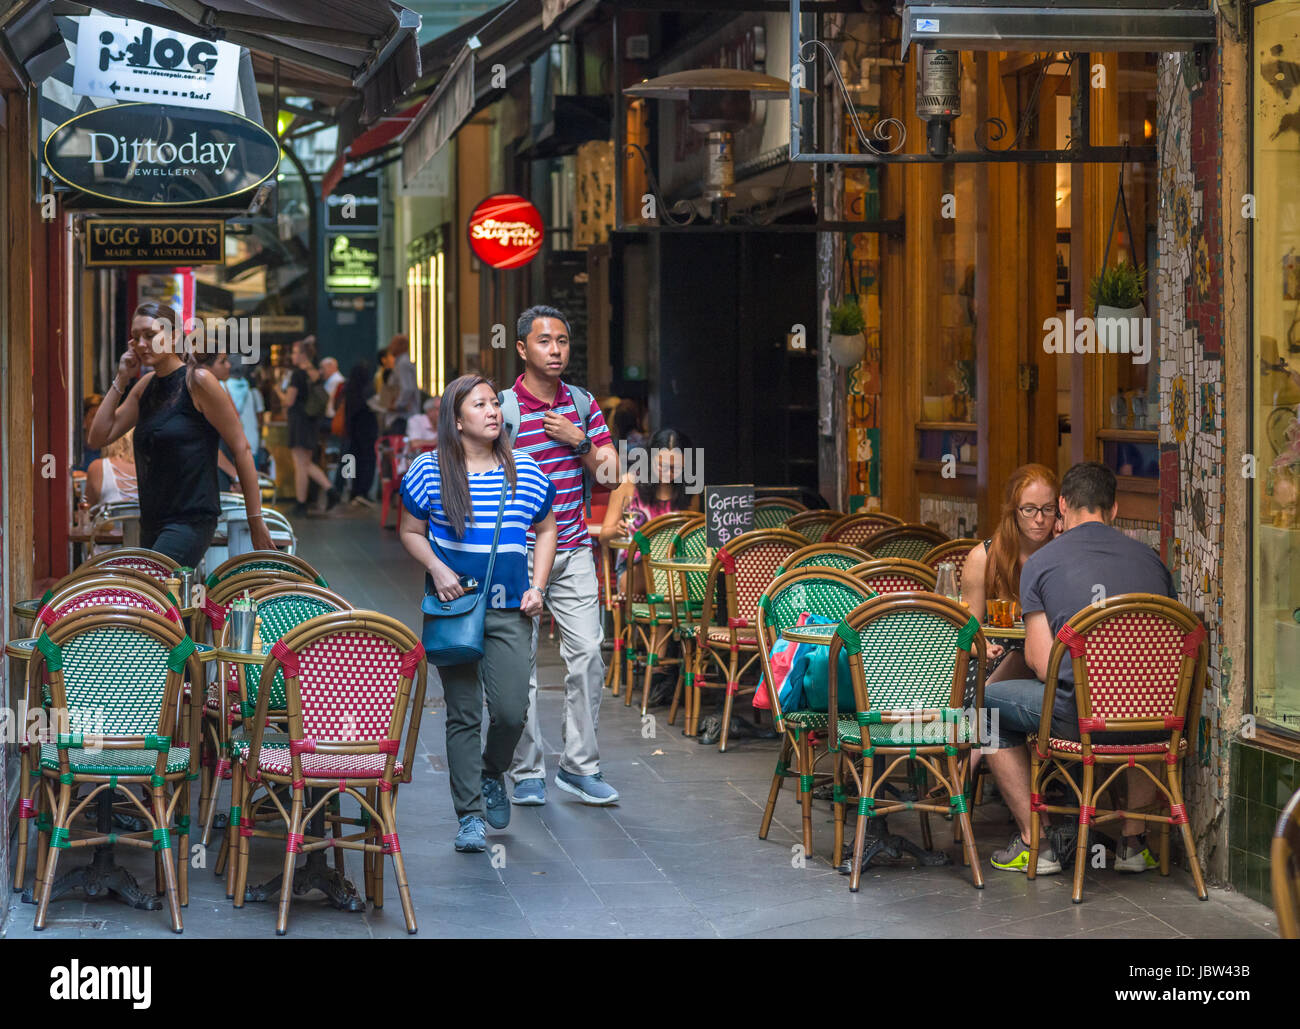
top-left (706, 485), bottom-right (755, 549)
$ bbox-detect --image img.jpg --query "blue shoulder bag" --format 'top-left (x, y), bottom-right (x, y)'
top-left (420, 480), bottom-right (507, 666)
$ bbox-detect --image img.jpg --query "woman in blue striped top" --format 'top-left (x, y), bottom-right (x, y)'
top-left (399, 375), bottom-right (558, 853)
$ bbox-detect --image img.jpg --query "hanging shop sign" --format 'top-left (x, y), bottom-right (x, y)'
top-left (325, 172), bottom-right (381, 231)
top-left (324, 234), bottom-right (381, 293)
top-left (85, 218), bottom-right (225, 266)
top-left (467, 194), bottom-right (544, 270)
top-left (74, 14), bottom-right (241, 111)
top-left (44, 103), bottom-right (280, 207)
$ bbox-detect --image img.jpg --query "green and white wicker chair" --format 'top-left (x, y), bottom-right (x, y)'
top-left (231, 611), bottom-right (427, 935)
top-left (777, 542), bottom-right (870, 575)
top-left (785, 510), bottom-right (843, 542)
top-left (860, 523), bottom-right (950, 562)
top-left (756, 568), bottom-right (876, 860)
top-left (27, 608), bottom-right (203, 932)
top-left (620, 512), bottom-right (697, 711)
top-left (12, 576), bottom-right (187, 895)
top-left (753, 496), bottom-right (806, 530)
top-left (649, 515), bottom-right (708, 729)
top-left (205, 550), bottom-right (326, 590)
top-left (828, 592), bottom-right (987, 892)
top-left (823, 511), bottom-right (903, 547)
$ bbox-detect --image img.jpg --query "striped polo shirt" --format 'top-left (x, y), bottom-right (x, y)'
top-left (400, 451), bottom-right (555, 609)
top-left (511, 375), bottom-right (612, 551)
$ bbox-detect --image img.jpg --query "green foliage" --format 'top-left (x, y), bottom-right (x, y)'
top-left (1088, 261), bottom-right (1147, 313)
top-left (830, 299), bottom-right (866, 336)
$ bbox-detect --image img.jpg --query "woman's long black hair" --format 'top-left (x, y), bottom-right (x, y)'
top-left (633, 427), bottom-right (691, 510)
top-left (438, 374), bottom-right (517, 539)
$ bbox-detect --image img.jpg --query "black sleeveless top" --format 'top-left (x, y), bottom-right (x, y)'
top-left (133, 365), bottom-right (220, 526)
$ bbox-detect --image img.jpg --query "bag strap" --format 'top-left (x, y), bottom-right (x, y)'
top-left (565, 382), bottom-right (594, 518)
top-left (427, 471), bottom-right (509, 606)
top-left (498, 389), bottom-right (521, 447)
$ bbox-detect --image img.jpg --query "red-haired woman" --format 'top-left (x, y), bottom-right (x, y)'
top-left (961, 463), bottom-right (1060, 680)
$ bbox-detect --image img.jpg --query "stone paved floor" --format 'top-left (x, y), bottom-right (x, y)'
top-left (3, 508), bottom-right (1281, 939)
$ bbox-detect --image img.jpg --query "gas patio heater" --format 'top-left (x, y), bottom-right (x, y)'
top-left (624, 68), bottom-right (811, 224)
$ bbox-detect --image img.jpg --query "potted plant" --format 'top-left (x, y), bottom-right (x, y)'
top-left (828, 298), bottom-right (866, 367)
top-left (1088, 260), bottom-right (1147, 324)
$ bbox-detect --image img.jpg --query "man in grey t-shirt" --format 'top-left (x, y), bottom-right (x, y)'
top-left (984, 462), bottom-right (1175, 876)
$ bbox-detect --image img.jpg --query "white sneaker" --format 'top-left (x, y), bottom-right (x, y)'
top-left (1115, 839), bottom-right (1159, 873)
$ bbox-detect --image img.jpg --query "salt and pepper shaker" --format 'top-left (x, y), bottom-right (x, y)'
top-left (251, 615), bottom-right (263, 656)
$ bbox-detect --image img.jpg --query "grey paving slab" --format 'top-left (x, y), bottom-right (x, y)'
top-left (3, 511), bottom-right (1280, 940)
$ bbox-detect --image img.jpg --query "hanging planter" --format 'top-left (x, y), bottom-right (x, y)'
top-left (828, 298), bottom-right (866, 367)
top-left (1089, 260), bottom-right (1148, 324)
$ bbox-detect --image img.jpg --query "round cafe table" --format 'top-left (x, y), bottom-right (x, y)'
top-left (779, 622), bottom-right (954, 874)
top-left (648, 556), bottom-right (715, 736)
top-left (982, 622), bottom-right (1025, 640)
top-left (209, 646), bottom-right (366, 912)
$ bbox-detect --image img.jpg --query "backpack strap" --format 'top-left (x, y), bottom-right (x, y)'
top-left (562, 382), bottom-right (595, 518)
top-left (497, 388), bottom-right (521, 448)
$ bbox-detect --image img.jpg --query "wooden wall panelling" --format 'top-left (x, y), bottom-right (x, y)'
top-left (6, 90), bottom-right (34, 637)
top-left (1028, 65), bottom-right (1064, 473)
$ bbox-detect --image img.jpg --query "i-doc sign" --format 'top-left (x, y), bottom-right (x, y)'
top-left (467, 194), bottom-right (544, 269)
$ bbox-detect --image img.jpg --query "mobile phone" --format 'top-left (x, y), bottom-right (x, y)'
top-left (458, 575), bottom-right (480, 592)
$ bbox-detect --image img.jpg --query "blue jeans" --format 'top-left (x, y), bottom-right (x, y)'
top-left (141, 518), bottom-right (219, 568)
top-left (983, 678), bottom-right (1079, 751)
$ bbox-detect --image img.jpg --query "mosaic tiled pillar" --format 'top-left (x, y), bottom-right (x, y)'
top-left (1157, 51), bottom-right (1228, 864)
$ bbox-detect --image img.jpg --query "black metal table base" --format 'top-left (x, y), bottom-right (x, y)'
top-left (837, 818), bottom-right (953, 874)
top-left (693, 714), bottom-right (779, 745)
top-left (245, 851), bottom-right (365, 911)
top-left (23, 844), bottom-right (163, 910)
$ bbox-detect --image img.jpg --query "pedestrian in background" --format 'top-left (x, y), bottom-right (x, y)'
top-left (341, 360), bottom-right (379, 506)
top-left (398, 374), bottom-right (558, 853)
top-left (500, 305), bottom-right (622, 808)
top-left (87, 301), bottom-right (272, 564)
top-left (276, 336), bottom-right (340, 517)
top-left (386, 334), bottom-right (421, 434)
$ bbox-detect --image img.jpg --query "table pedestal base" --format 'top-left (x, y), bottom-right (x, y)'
top-left (693, 714), bottom-right (778, 745)
top-left (837, 818), bottom-right (953, 874)
top-left (245, 851), bottom-right (366, 911)
top-left (23, 845), bottom-right (163, 911)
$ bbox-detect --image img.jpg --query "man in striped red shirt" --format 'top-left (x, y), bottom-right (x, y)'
top-left (503, 305), bottom-right (621, 807)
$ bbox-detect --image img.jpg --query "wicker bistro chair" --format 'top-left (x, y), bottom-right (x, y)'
top-left (12, 576), bottom-right (188, 894)
top-left (778, 543), bottom-right (870, 575)
top-left (785, 510), bottom-right (844, 542)
top-left (75, 547), bottom-right (179, 583)
top-left (647, 515), bottom-right (708, 728)
top-left (861, 523), bottom-right (950, 562)
top-left (26, 608), bottom-right (204, 932)
top-left (921, 538), bottom-right (982, 580)
top-left (824, 511), bottom-right (903, 547)
top-left (828, 593), bottom-right (987, 892)
top-left (205, 550), bottom-right (326, 590)
top-left (199, 583), bottom-right (353, 861)
top-left (230, 612), bottom-right (427, 935)
top-left (753, 497), bottom-right (807, 530)
top-left (619, 512), bottom-right (697, 710)
top-left (1274, 788), bottom-right (1300, 940)
top-left (597, 534), bottom-right (626, 696)
top-left (690, 528), bottom-right (806, 751)
top-left (849, 558), bottom-right (938, 594)
top-left (756, 568), bottom-right (877, 859)
top-left (1027, 593), bottom-right (1210, 904)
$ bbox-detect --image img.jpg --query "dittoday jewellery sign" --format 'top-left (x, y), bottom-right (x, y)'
top-left (44, 103), bottom-right (280, 206)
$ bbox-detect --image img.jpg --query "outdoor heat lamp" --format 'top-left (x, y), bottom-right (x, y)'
top-left (914, 45), bottom-right (962, 157)
top-left (625, 69), bottom-right (811, 216)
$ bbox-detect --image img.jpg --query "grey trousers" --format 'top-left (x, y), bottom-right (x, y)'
top-left (510, 546), bottom-right (606, 781)
top-left (439, 607), bottom-right (534, 819)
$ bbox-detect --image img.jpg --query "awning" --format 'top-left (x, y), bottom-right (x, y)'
top-left (399, 0), bottom-right (600, 187)
top-left (0, 0), bottom-right (68, 86)
top-left (321, 95), bottom-right (425, 197)
top-left (900, 1), bottom-right (1218, 56)
top-left (57, 0), bottom-right (422, 125)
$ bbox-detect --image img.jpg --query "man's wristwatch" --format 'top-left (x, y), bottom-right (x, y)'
top-left (573, 437), bottom-right (591, 456)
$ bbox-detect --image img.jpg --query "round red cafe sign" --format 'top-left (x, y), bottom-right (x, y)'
top-left (467, 194), bottom-right (544, 269)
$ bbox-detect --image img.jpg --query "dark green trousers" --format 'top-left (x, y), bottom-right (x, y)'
top-left (439, 607), bottom-right (535, 819)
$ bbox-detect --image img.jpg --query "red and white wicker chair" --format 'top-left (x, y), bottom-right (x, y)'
top-left (921, 538), bottom-right (982, 581)
top-left (75, 547), bottom-right (179, 583)
top-left (823, 511), bottom-right (902, 547)
top-left (1028, 593), bottom-right (1209, 904)
top-left (230, 611), bottom-right (427, 935)
top-left (849, 558), bottom-right (938, 594)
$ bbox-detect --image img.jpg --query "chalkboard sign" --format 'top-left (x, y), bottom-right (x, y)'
top-left (706, 485), bottom-right (755, 549)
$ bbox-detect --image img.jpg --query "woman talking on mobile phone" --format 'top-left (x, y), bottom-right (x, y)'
top-left (398, 375), bottom-right (558, 855)
top-left (87, 302), bottom-right (273, 564)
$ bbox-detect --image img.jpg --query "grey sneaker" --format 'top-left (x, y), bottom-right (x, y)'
top-left (990, 832), bottom-right (1061, 875)
top-left (554, 769), bottom-right (619, 805)
top-left (1115, 837), bottom-right (1159, 873)
top-left (511, 778), bottom-right (546, 806)
top-left (454, 815), bottom-right (487, 853)
top-left (482, 774), bottom-right (510, 829)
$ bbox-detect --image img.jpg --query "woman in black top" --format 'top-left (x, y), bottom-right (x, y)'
top-left (275, 336), bottom-right (339, 517)
top-left (341, 360), bottom-right (379, 503)
top-left (87, 302), bottom-right (272, 564)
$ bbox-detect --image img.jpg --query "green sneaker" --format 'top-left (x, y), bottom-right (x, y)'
top-left (1115, 837), bottom-right (1159, 873)
top-left (990, 832), bottom-right (1061, 875)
